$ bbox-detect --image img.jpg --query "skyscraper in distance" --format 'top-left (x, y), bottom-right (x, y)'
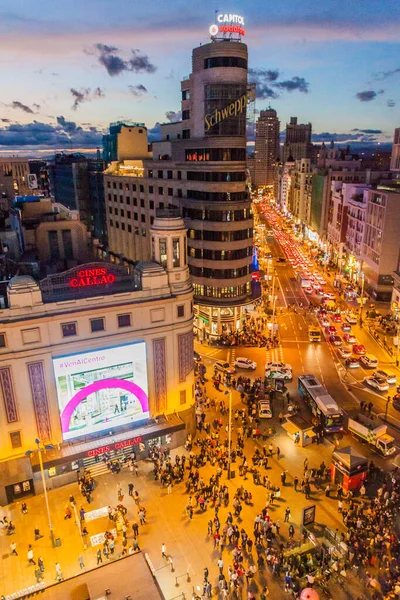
top-left (253, 107), bottom-right (280, 187)
top-left (282, 116), bottom-right (312, 164)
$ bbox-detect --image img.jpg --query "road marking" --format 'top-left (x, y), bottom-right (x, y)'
top-left (298, 324), bottom-right (302, 331)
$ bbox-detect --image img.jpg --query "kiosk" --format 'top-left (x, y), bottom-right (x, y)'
top-left (282, 415), bottom-right (316, 448)
top-left (331, 446), bottom-right (368, 491)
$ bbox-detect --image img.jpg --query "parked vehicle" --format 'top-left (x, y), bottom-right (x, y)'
top-left (259, 400), bottom-right (272, 419)
top-left (234, 357), bottom-right (257, 370)
top-left (348, 414), bottom-right (395, 456)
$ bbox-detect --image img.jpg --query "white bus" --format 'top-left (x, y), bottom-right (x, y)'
top-left (298, 374), bottom-right (344, 433)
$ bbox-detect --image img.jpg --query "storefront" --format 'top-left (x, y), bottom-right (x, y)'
top-left (330, 446), bottom-right (368, 492)
top-left (282, 415), bottom-right (316, 448)
top-left (29, 416), bottom-right (186, 495)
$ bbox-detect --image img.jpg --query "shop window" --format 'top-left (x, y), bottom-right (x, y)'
top-left (91, 318), bottom-right (105, 333)
top-left (10, 431), bottom-right (22, 449)
top-left (61, 322), bottom-right (77, 337)
top-left (118, 314), bottom-right (131, 328)
top-left (180, 390), bottom-right (187, 405)
top-left (177, 305), bottom-right (185, 318)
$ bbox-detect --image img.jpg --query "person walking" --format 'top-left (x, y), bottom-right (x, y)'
top-left (280, 471), bottom-right (286, 486)
top-left (55, 562), bottom-right (63, 581)
top-left (21, 502), bottom-right (28, 515)
top-left (132, 537), bottom-right (140, 551)
top-left (293, 476), bottom-right (299, 491)
top-left (79, 506), bottom-right (85, 521)
top-left (27, 545), bottom-right (36, 565)
top-left (38, 557), bottom-right (45, 572)
top-left (34, 526), bottom-right (42, 540)
top-left (10, 541), bottom-right (17, 556)
top-left (132, 521), bottom-right (139, 536)
top-left (204, 566), bottom-right (209, 582)
top-left (276, 446), bottom-right (281, 459)
top-left (128, 482), bottom-right (134, 497)
top-left (284, 507), bottom-right (291, 523)
top-left (96, 549), bottom-right (103, 565)
top-left (78, 554), bottom-right (85, 569)
top-left (217, 557), bottom-right (224, 574)
top-left (167, 482), bottom-right (172, 494)
top-left (138, 509), bottom-right (146, 525)
top-left (162, 543), bottom-right (167, 558)
top-left (117, 483), bottom-right (122, 500)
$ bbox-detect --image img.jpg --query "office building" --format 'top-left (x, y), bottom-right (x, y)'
top-left (103, 122), bottom-right (151, 164)
top-left (0, 213), bottom-right (194, 505)
top-left (0, 158), bottom-right (31, 196)
top-left (281, 117), bottom-right (312, 164)
top-left (252, 107), bottom-right (280, 187)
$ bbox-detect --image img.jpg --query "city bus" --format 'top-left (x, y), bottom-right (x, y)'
top-left (298, 374), bottom-right (344, 433)
top-left (297, 272), bottom-right (311, 288)
top-left (308, 326), bottom-right (321, 342)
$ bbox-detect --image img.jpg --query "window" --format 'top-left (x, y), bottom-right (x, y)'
top-left (168, 188), bottom-right (173, 196)
top-left (149, 186), bottom-right (154, 193)
top-left (126, 198), bottom-right (131, 205)
top-left (182, 110), bottom-right (190, 120)
top-left (159, 202), bottom-right (164, 209)
top-left (139, 185), bottom-right (144, 193)
top-left (125, 183), bottom-right (130, 191)
top-left (121, 223), bottom-right (125, 230)
top-left (10, 431), bottom-right (22, 449)
top-left (0, 333), bottom-right (6, 347)
top-left (109, 207), bottom-right (113, 214)
top-left (133, 198), bottom-right (137, 206)
top-left (119, 182), bottom-right (122, 190)
top-left (204, 56), bottom-right (247, 69)
top-left (177, 189), bottom-right (182, 198)
top-left (158, 170), bottom-right (163, 178)
top-left (121, 209), bottom-right (125, 217)
top-left (177, 171), bottom-right (182, 180)
top-left (134, 212), bottom-right (138, 220)
top-left (182, 129), bottom-right (190, 139)
top-left (128, 224), bottom-right (132, 233)
top-left (132, 184), bottom-right (136, 191)
top-left (167, 170), bottom-right (173, 179)
top-left (113, 182), bottom-right (116, 189)
top-left (185, 147), bottom-right (246, 161)
top-left (127, 211), bottom-right (131, 219)
top-left (173, 238), bottom-right (180, 267)
top-left (182, 90), bottom-right (190, 100)
top-left (118, 314), bottom-right (131, 328)
top-left (158, 186), bottom-right (163, 194)
top-left (148, 170), bottom-right (153, 178)
top-left (48, 230), bottom-right (60, 260)
top-left (63, 230), bottom-right (74, 260)
top-left (180, 390), bottom-right (186, 405)
top-left (114, 208), bottom-right (118, 215)
top-left (149, 201), bottom-right (154, 210)
top-left (61, 322), bottom-right (77, 337)
top-left (109, 219), bottom-right (113, 226)
top-left (91, 318), bottom-right (105, 333)
top-left (120, 196), bottom-right (123, 203)
top-left (141, 215), bottom-right (146, 223)
top-left (150, 217), bottom-right (154, 225)
top-left (116, 222), bottom-right (120, 229)
top-left (159, 238), bottom-right (167, 267)
top-left (140, 199), bottom-right (145, 208)
top-left (142, 229), bottom-right (147, 237)
top-left (177, 305), bottom-right (185, 318)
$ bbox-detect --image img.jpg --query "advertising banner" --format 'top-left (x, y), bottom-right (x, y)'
top-left (53, 343), bottom-right (149, 441)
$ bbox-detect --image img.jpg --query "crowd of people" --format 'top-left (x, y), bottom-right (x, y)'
top-left (208, 314), bottom-right (279, 348)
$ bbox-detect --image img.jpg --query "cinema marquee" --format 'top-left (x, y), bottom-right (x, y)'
top-left (69, 268), bottom-right (116, 289)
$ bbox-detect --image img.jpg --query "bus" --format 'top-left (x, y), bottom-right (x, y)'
top-left (297, 272), bottom-right (311, 288)
top-left (298, 374), bottom-right (344, 433)
top-left (308, 326), bottom-right (321, 342)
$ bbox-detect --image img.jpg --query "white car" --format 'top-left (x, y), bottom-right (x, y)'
top-left (373, 370), bottom-right (397, 385)
top-left (234, 357), bottom-right (257, 370)
top-left (265, 369), bottom-right (292, 380)
top-left (324, 292), bottom-right (336, 300)
top-left (266, 361), bottom-right (292, 372)
top-left (321, 318), bottom-right (330, 328)
top-left (359, 354), bottom-right (378, 369)
top-left (214, 361), bottom-right (236, 375)
top-left (338, 346), bottom-right (352, 358)
top-left (259, 400), bottom-right (272, 419)
top-left (364, 376), bottom-right (389, 392)
top-left (318, 278), bottom-right (327, 286)
top-left (346, 313), bottom-right (358, 324)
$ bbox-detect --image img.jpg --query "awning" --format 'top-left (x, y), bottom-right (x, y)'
top-left (282, 421), bottom-right (299, 436)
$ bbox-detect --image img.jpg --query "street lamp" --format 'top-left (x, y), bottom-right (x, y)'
top-left (26, 438), bottom-right (56, 548)
top-left (359, 271), bottom-right (365, 327)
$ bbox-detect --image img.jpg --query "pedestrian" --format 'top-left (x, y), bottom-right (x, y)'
top-left (10, 542), bottom-right (17, 556)
top-left (280, 471), bottom-right (286, 486)
top-left (64, 505), bottom-right (72, 519)
top-left (276, 446), bottom-right (281, 459)
top-left (288, 524), bottom-right (295, 539)
top-left (293, 476), bottom-right (299, 491)
top-left (133, 537), bottom-right (140, 551)
top-left (167, 482), bottom-right (172, 494)
top-left (128, 482), bottom-right (134, 497)
top-left (27, 545), bottom-right (36, 565)
top-left (34, 567), bottom-right (43, 583)
top-left (96, 549), bottom-right (102, 565)
top-left (138, 509), bottom-right (146, 525)
top-left (117, 483), bottom-right (122, 499)
top-left (79, 506), bottom-right (85, 521)
top-left (21, 502), bottom-right (28, 515)
top-left (204, 566), bottom-right (209, 582)
top-left (109, 539), bottom-right (115, 554)
top-left (78, 554), bottom-right (84, 569)
top-left (217, 557), bottom-right (224, 574)
top-left (132, 521), bottom-right (139, 536)
top-left (55, 562), bottom-right (63, 581)
top-left (162, 543), bottom-right (167, 558)
top-left (284, 507), bottom-right (291, 522)
top-left (304, 458), bottom-right (308, 472)
top-left (38, 557), bottom-right (45, 572)
top-left (69, 494), bottom-right (76, 505)
top-left (34, 526), bottom-right (42, 540)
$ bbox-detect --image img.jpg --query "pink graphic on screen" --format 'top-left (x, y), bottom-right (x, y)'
top-left (60, 378), bottom-right (149, 434)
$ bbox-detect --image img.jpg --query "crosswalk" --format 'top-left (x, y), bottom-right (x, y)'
top-left (265, 345), bottom-right (285, 366)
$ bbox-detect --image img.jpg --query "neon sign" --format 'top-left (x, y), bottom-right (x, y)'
top-left (209, 14), bottom-right (245, 37)
top-left (87, 436), bottom-right (143, 457)
top-left (69, 268), bottom-right (116, 289)
top-left (204, 89), bottom-right (255, 132)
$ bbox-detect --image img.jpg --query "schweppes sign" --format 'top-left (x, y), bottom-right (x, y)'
top-left (204, 89), bottom-right (255, 132)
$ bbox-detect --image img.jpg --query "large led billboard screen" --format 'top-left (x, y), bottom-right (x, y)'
top-left (53, 343), bottom-right (149, 441)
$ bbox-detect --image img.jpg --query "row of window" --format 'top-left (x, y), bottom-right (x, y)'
top-left (204, 56), bottom-right (247, 70)
top-left (187, 190), bottom-right (248, 202)
top-left (185, 148), bottom-right (246, 162)
top-left (188, 228), bottom-right (253, 242)
top-left (183, 208), bottom-right (252, 222)
top-left (190, 265), bottom-right (251, 279)
top-left (188, 247), bottom-right (252, 261)
top-left (193, 282), bottom-right (251, 299)
top-left (109, 221), bottom-right (148, 235)
top-left (186, 171), bottom-right (246, 182)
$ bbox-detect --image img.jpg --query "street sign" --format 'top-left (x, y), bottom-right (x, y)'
top-left (302, 505), bottom-right (316, 527)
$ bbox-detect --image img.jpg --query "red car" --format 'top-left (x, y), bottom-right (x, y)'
top-left (325, 325), bottom-right (337, 334)
top-left (332, 314), bottom-right (342, 323)
top-left (330, 335), bottom-right (342, 346)
top-left (344, 333), bottom-right (357, 344)
top-left (353, 344), bottom-right (366, 355)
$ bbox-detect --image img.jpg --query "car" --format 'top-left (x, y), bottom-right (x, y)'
top-left (265, 361), bottom-right (292, 372)
top-left (313, 283), bottom-right (321, 291)
top-left (352, 344), bottom-right (366, 355)
top-left (265, 369), bottom-right (292, 380)
top-left (305, 287), bottom-right (313, 294)
top-left (318, 278), bottom-right (327, 286)
top-left (364, 376), bottom-right (389, 392)
top-left (324, 292), bottom-right (336, 300)
top-left (194, 351), bottom-right (201, 363)
top-left (338, 346), bottom-right (352, 358)
top-left (341, 323), bottom-right (351, 332)
top-left (276, 257), bottom-right (286, 263)
top-left (325, 325), bottom-right (337, 334)
top-left (359, 354), bottom-right (378, 368)
top-left (344, 333), bottom-right (357, 344)
top-left (259, 400), bottom-right (272, 419)
top-left (214, 361), bottom-right (236, 375)
top-left (234, 357), bottom-right (257, 370)
top-left (332, 314), bottom-right (343, 323)
top-left (373, 370), bottom-right (396, 385)
top-left (330, 335), bottom-right (342, 346)
top-left (346, 313), bottom-right (358, 324)
top-left (345, 357), bottom-right (360, 368)
top-left (321, 318), bottom-right (330, 328)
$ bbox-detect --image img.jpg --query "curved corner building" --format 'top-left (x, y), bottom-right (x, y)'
top-left (181, 39), bottom-right (256, 338)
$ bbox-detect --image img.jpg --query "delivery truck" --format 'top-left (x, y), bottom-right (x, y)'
top-left (348, 414), bottom-right (395, 456)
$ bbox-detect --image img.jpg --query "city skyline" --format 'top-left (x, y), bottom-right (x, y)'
top-left (0, 0), bottom-right (399, 155)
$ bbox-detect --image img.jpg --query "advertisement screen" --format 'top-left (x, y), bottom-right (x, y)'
top-left (53, 343), bottom-right (149, 441)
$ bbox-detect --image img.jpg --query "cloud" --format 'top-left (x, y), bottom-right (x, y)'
top-left (373, 67), bottom-right (400, 81)
top-left (275, 77), bottom-right (309, 93)
top-left (355, 89), bottom-right (384, 102)
top-left (1, 118), bottom-right (11, 123)
top-left (387, 99), bottom-right (396, 108)
top-left (0, 118), bottom-right (103, 148)
top-left (248, 68), bottom-right (309, 99)
top-left (148, 122), bottom-right (161, 142)
top-left (7, 100), bottom-right (38, 114)
top-left (165, 110), bottom-right (181, 122)
top-left (128, 84), bottom-right (148, 97)
top-left (70, 87), bottom-right (104, 110)
top-left (94, 43), bottom-right (156, 76)
top-left (351, 128), bottom-right (383, 134)
top-left (311, 131), bottom-right (381, 143)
